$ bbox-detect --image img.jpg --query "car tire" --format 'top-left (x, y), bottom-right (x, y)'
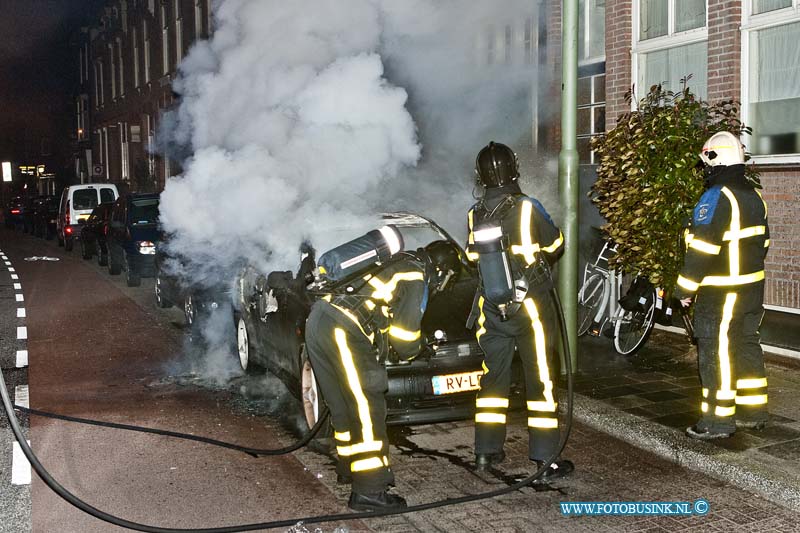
top-left (155, 275), bottom-right (173, 308)
top-left (57, 233), bottom-right (64, 247)
top-left (236, 317), bottom-right (261, 375)
top-left (81, 239), bottom-right (93, 260)
top-left (108, 251), bottom-right (121, 275)
top-left (125, 255), bottom-right (141, 287)
top-left (298, 345), bottom-right (330, 437)
top-left (64, 237), bottom-right (74, 251)
top-left (97, 248), bottom-right (108, 267)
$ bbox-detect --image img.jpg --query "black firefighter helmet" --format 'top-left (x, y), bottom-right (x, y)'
top-left (475, 141), bottom-right (520, 189)
top-left (422, 240), bottom-right (461, 293)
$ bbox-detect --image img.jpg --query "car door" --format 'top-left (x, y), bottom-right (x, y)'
top-left (109, 199), bottom-right (125, 261)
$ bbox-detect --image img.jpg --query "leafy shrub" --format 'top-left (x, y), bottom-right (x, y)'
top-left (590, 83), bottom-right (757, 291)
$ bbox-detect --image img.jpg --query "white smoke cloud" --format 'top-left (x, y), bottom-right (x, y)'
top-left (160, 0), bottom-right (551, 280)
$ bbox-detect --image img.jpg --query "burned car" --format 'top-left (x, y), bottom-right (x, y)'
top-left (233, 213), bottom-right (486, 429)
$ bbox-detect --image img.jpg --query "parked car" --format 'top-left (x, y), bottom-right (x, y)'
top-left (79, 202), bottom-right (114, 265)
top-left (154, 241), bottom-right (229, 331)
top-left (106, 193), bottom-right (161, 287)
top-left (58, 183), bottom-right (119, 251)
top-left (32, 195), bottom-right (59, 239)
top-left (234, 213), bottom-right (486, 430)
top-left (3, 196), bottom-right (26, 229)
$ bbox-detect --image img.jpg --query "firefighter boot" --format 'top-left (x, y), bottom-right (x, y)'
top-left (348, 490), bottom-right (407, 512)
top-left (475, 451), bottom-right (506, 471)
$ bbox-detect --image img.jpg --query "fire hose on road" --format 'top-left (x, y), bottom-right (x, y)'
top-left (0, 288), bottom-right (574, 532)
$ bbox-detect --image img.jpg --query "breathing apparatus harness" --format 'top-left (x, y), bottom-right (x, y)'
top-left (0, 224), bottom-right (574, 532)
top-left (470, 193), bottom-right (553, 322)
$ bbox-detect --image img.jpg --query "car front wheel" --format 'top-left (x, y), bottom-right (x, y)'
top-left (125, 255), bottom-right (141, 287)
top-left (155, 276), bottom-right (173, 308)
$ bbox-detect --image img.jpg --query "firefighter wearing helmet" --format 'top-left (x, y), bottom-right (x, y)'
top-left (676, 131), bottom-right (770, 439)
top-left (464, 141), bottom-right (573, 481)
top-left (305, 232), bottom-right (461, 511)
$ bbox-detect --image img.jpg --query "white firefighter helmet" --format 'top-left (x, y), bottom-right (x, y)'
top-left (700, 131), bottom-right (745, 167)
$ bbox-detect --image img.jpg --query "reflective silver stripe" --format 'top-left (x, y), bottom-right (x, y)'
top-left (473, 226), bottom-right (503, 242)
top-left (334, 431), bottom-right (351, 442)
top-left (523, 299), bottom-right (557, 412)
top-left (510, 200), bottom-right (539, 265)
top-left (717, 293), bottom-right (737, 399)
top-left (334, 328), bottom-right (376, 444)
top-left (351, 457), bottom-right (384, 472)
top-left (677, 275), bottom-right (700, 292)
top-left (475, 413), bottom-right (506, 424)
top-left (721, 187), bottom-right (740, 277)
top-left (715, 405), bottom-right (735, 417)
top-left (388, 326), bottom-right (421, 342)
top-left (716, 390), bottom-right (736, 401)
top-left (527, 400), bottom-right (557, 412)
top-left (477, 397), bottom-right (509, 409)
top-left (737, 377), bottom-right (767, 389)
top-left (688, 238), bottom-right (721, 255)
top-left (528, 417), bottom-right (558, 429)
top-left (723, 225), bottom-right (765, 241)
top-left (476, 296), bottom-right (487, 341)
top-left (368, 271), bottom-right (424, 302)
top-left (337, 440), bottom-right (384, 456)
top-left (735, 394), bottom-right (768, 406)
top-left (541, 232), bottom-right (564, 254)
top-left (701, 271), bottom-right (765, 287)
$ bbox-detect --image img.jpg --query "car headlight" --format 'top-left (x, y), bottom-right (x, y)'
top-left (137, 241), bottom-right (156, 255)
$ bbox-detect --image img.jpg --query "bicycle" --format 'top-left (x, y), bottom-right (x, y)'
top-left (577, 238), bottom-right (694, 356)
top-left (576, 239), bottom-right (660, 356)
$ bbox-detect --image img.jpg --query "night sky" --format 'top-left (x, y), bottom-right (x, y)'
top-left (0, 0), bottom-right (105, 165)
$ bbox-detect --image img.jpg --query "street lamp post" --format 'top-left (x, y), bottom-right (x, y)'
top-left (559, 0), bottom-right (579, 370)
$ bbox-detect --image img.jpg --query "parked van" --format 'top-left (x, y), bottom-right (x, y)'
top-left (58, 183), bottom-right (119, 251)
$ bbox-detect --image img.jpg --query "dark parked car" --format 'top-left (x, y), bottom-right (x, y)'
top-left (106, 193), bottom-right (161, 287)
top-left (234, 213), bottom-right (486, 430)
top-left (79, 202), bottom-right (114, 265)
top-left (154, 241), bottom-right (229, 331)
top-left (3, 196), bottom-right (26, 229)
top-left (32, 195), bottom-right (59, 239)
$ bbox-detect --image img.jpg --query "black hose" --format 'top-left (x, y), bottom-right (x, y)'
top-left (0, 286), bottom-right (573, 532)
top-left (11, 404), bottom-right (329, 458)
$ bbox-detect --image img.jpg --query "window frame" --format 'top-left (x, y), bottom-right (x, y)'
top-left (741, 0), bottom-right (800, 164)
top-left (631, 0), bottom-right (709, 105)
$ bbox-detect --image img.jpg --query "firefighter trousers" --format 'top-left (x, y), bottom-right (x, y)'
top-left (474, 296), bottom-right (560, 461)
top-left (695, 297), bottom-right (767, 431)
top-left (305, 302), bottom-right (393, 494)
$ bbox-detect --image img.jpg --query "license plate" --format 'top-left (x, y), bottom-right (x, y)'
top-left (78, 214), bottom-right (89, 221)
top-left (432, 370), bottom-right (482, 395)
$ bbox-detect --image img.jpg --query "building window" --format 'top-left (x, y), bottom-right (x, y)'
top-left (117, 38), bottom-right (125, 96)
top-left (743, 1), bottom-right (800, 159)
top-left (120, 122), bottom-right (130, 182)
top-left (578, 74), bottom-right (606, 164)
top-left (162, 4), bottom-right (170, 74)
top-left (504, 25), bottom-right (513, 64)
top-left (109, 44), bottom-right (116, 99)
top-left (524, 18), bottom-right (534, 65)
top-left (175, 0), bottom-right (184, 64)
top-left (579, 0), bottom-right (606, 63)
top-left (143, 20), bottom-right (151, 83)
top-left (133, 28), bottom-right (140, 87)
top-left (96, 60), bottom-right (105, 106)
top-left (195, 0), bottom-right (204, 38)
top-left (207, 0), bottom-right (213, 35)
top-left (148, 0), bottom-right (155, 14)
top-left (633, 0), bottom-right (708, 100)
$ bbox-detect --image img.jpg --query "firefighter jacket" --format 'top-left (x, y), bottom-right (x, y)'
top-left (674, 164), bottom-right (769, 321)
top-left (325, 256), bottom-right (427, 361)
top-left (466, 184), bottom-right (564, 309)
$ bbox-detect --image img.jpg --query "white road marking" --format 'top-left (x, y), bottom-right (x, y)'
top-left (15, 294), bottom-right (24, 302)
top-left (9, 267), bottom-right (15, 272)
top-left (3, 261), bottom-right (10, 266)
top-left (14, 283), bottom-right (22, 290)
top-left (17, 308), bottom-right (26, 318)
top-left (12, 442), bottom-right (31, 485)
top-left (11, 274), bottom-right (19, 280)
top-left (17, 326), bottom-right (27, 340)
top-left (14, 385), bottom-right (29, 409)
top-left (16, 350), bottom-right (28, 367)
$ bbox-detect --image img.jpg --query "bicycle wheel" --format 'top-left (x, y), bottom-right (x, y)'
top-left (614, 290), bottom-right (656, 356)
top-left (578, 273), bottom-right (606, 336)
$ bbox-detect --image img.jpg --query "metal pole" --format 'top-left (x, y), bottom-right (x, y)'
top-left (558, 0), bottom-right (579, 370)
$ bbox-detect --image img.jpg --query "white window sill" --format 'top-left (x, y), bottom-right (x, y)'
top-left (750, 154), bottom-right (800, 166)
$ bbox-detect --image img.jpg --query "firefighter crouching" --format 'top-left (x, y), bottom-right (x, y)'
top-left (305, 231), bottom-right (461, 511)
top-left (465, 141), bottom-right (573, 481)
top-left (676, 131), bottom-right (770, 440)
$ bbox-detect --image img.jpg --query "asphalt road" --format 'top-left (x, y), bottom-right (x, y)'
top-left (2, 226), bottom-right (799, 533)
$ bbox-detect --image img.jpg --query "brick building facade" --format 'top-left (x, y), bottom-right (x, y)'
top-left (73, 0), bottom-right (212, 193)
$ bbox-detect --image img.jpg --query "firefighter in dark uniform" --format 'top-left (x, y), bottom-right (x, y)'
top-left (676, 131), bottom-right (770, 440)
top-left (465, 141), bottom-right (572, 480)
top-left (306, 239), bottom-right (461, 511)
